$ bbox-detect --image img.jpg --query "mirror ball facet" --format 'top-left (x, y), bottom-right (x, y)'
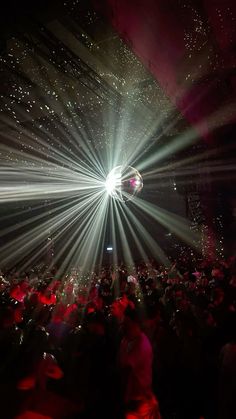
top-left (105, 166), bottom-right (143, 202)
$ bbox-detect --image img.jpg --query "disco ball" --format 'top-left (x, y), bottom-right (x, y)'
top-left (105, 165), bottom-right (143, 202)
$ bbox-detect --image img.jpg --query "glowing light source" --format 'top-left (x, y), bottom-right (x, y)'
top-left (105, 165), bottom-right (143, 202)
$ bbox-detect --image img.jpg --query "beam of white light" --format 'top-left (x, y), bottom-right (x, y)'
top-left (116, 201), bottom-right (152, 263)
top-left (143, 163), bottom-right (236, 184)
top-left (133, 196), bottom-right (200, 250)
top-left (74, 193), bottom-right (109, 271)
top-left (43, 57), bottom-right (107, 178)
top-left (125, 110), bottom-right (181, 169)
top-left (0, 196), bottom-right (75, 238)
top-left (101, 80), bottom-right (176, 172)
top-left (137, 98), bottom-right (236, 175)
top-left (56, 192), bottom-right (109, 275)
top-left (0, 203), bottom-right (46, 223)
top-left (137, 126), bottom-right (199, 173)
top-left (109, 198), bottom-right (118, 268)
top-left (3, 38), bottom-right (107, 179)
top-left (0, 137), bottom-right (105, 181)
top-left (68, 112), bottom-right (107, 179)
top-left (0, 139), bottom-right (104, 187)
top-left (0, 189), bottom-right (105, 268)
top-left (0, 159), bottom-right (105, 203)
top-left (125, 51), bottom-right (236, 169)
top-left (0, 183), bottom-right (104, 202)
top-left (143, 141), bottom-right (236, 179)
top-left (111, 198), bottom-right (134, 268)
top-left (142, 147), bottom-right (217, 178)
top-left (1, 109), bottom-right (106, 186)
top-left (0, 117), bottom-right (90, 174)
top-left (120, 202), bottom-right (170, 266)
top-left (40, 194), bottom-right (106, 272)
top-left (35, 190), bottom-right (108, 275)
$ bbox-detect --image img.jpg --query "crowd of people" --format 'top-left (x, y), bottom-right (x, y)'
top-left (0, 255), bottom-right (236, 419)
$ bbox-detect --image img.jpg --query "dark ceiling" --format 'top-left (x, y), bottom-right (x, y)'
top-left (1, 0), bottom-right (236, 150)
top-left (93, 0), bottom-right (236, 145)
top-left (0, 0), bottom-right (235, 264)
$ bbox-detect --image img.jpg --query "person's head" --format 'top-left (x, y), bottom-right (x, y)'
top-left (204, 310), bottom-right (216, 328)
top-left (20, 280), bottom-right (29, 293)
top-left (212, 287), bottom-right (225, 305)
top-left (176, 296), bottom-right (190, 312)
top-left (171, 309), bottom-right (197, 338)
top-left (86, 311), bottom-right (106, 336)
top-left (126, 282), bottom-right (136, 295)
top-left (95, 295), bottom-right (104, 310)
top-left (224, 312), bottom-right (236, 342)
top-left (146, 303), bottom-right (162, 323)
top-left (123, 307), bottom-right (142, 339)
top-left (51, 303), bottom-right (66, 323)
top-left (0, 276), bottom-right (9, 291)
top-left (8, 298), bottom-right (24, 323)
top-left (0, 306), bottom-right (15, 328)
top-left (44, 288), bottom-right (53, 298)
top-left (13, 304), bottom-right (24, 324)
top-left (111, 299), bottom-right (124, 319)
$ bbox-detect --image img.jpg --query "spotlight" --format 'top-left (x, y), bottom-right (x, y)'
top-left (105, 165), bottom-right (143, 202)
